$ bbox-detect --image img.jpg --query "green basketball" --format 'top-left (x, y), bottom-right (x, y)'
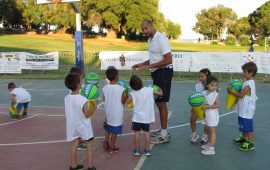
top-left (149, 84), bottom-right (161, 99)
top-left (118, 79), bottom-right (129, 93)
top-left (229, 79), bottom-right (243, 92)
top-left (81, 84), bottom-right (99, 100)
top-left (85, 72), bottom-right (99, 84)
top-left (188, 92), bottom-right (205, 107)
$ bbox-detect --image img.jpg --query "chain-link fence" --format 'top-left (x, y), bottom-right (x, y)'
top-left (0, 51), bottom-right (269, 82)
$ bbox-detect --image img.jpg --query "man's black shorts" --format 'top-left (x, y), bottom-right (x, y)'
top-left (132, 122), bottom-right (150, 132)
top-left (151, 67), bottom-right (173, 102)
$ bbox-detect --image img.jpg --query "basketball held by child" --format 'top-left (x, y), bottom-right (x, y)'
top-left (118, 79), bottom-right (129, 93)
top-left (188, 92), bottom-right (206, 119)
top-left (8, 106), bottom-right (17, 119)
top-left (85, 72), bottom-right (99, 85)
top-left (148, 84), bottom-right (161, 99)
top-left (81, 84), bottom-right (100, 117)
top-left (226, 79), bottom-right (243, 110)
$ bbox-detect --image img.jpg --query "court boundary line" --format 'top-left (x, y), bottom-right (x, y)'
top-left (0, 115), bottom-right (37, 126)
top-left (0, 111), bottom-right (236, 147)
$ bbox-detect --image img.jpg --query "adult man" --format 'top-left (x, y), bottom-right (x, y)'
top-left (132, 19), bottom-right (173, 144)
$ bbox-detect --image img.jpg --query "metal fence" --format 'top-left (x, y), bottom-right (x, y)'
top-left (0, 51), bottom-right (269, 82)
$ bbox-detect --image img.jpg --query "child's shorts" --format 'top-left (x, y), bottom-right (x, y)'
top-left (132, 122), bottom-right (150, 132)
top-left (238, 116), bottom-right (253, 132)
top-left (15, 102), bottom-right (29, 110)
top-left (104, 123), bottom-right (122, 135)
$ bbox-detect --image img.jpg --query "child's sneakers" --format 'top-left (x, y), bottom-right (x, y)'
top-left (190, 132), bottom-right (199, 144)
top-left (201, 146), bottom-right (215, 155)
top-left (144, 149), bottom-right (151, 157)
top-left (22, 112), bottom-right (27, 117)
top-left (201, 144), bottom-right (209, 150)
top-left (239, 141), bottom-right (254, 151)
top-left (201, 133), bottom-right (208, 144)
top-left (69, 164), bottom-right (83, 170)
top-left (133, 149), bottom-right (140, 156)
top-left (233, 135), bottom-right (247, 145)
top-left (108, 147), bottom-right (119, 154)
top-left (11, 115), bottom-right (18, 120)
top-left (87, 166), bottom-right (96, 170)
top-left (77, 142), bottom-right (87, 150)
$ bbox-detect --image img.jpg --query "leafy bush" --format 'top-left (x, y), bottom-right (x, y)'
top-left (225, 35), bottom-right (236, 46)
top-left (239, 36), bottom-right (250, 46)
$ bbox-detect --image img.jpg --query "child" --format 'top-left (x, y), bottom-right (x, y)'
top-left (102, 66), bottom-right (128, 153)
top-left (64, 73), bottom-right (97, 170)
top-left (8, 82), bottom-right (31, 119)
top-left (69, 67), bottom-right (87, 150)
top-left (201, 76), bottom-right (220, 155)
top-left (190, 68), bottom-right (211, 144)
top-left (228, 62), bottom-right (258, 151)
top-left (128, 75), bottom-right (163, 156)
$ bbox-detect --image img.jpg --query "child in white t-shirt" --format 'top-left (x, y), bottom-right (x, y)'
top-left (8, 82), bottom-right (31, 119)
top-left (201, 76), bottom-right (220, 155)
top-left (102, 66), bottom-right (128, 154)
top-left (127, 75), bottom-right (163, 156)
top-left (228, 62), bottom-right (258, 151)
top-left (64, 73), bottom-right (97, 170)
top-left (190, 68), bottom-right (211, 144)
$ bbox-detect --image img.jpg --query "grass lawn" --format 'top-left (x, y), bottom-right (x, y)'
top-left (0, 34), bottom-right (269, 52)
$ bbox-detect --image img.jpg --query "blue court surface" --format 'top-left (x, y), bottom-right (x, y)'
top-left (0, 79), bottom-right (269, 170)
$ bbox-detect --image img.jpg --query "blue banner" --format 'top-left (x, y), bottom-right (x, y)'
top-left (75, 31), bottom-right (84, 70)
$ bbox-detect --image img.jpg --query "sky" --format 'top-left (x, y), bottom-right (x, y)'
top-left (159, 0), bottom-right (269, 39)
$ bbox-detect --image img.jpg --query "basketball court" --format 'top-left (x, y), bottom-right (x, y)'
top-left (0, 79), bottom-right (269, 170)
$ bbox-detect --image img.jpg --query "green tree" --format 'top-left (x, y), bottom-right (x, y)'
top-left (0, 0), bottom-right (23, 27)
top-left (165, 19), bottom-right (181, 39)
top-left (228, 17), bottom-right (251, 38)
top-left (193, 5), bottom-right (237, 41)
top-left (249, 1), bottom-right (270, 37)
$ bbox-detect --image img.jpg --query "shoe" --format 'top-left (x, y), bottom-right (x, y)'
top-left (103, 141), bottom-right (110, 151)
top-left (108, 147), bottom-right (119, 154)
top-left (87, 166), bottom-right (96, 170)
top-left (201, 144), bottom-right (209, 150)
top-left (151, 129), bottom-right (161, 137)
top-left (69, 164), bottom-right (83, 170)
top-left (151, 135), bottom-right (170, 144)
top-left (133, 149), bottom-right (140, 156)
top-left (201, 134), bottom-right (208, 144)
top-left (201, 147), bottom-right (215, 155)
top-left (11, 115), bottom-right (18, 120)
top-left (77, 142), bottom-right (87, 150)
top-left (190, 133), bottom-right (199, 144)
top-left (233, 135), bottom-right (247, 145)
top-left (22, 112), bottom-right (27, 117)
top-left (144, 149), bottom-right (151, 157)
top-left (239, 141), bottom-right (254, 151)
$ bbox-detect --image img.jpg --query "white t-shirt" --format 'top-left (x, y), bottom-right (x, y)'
top-left (202, 90), bottom-right (219, 127)
top-left (130, 87), bottom-right (155, 124)
top-left (148, 31), bottom-right (172, 72)
top-left (236, 80), bottom-right (257, 119)
top-left (102, 84), bottom-right (125, 126)
top-left (64, 94), bottom-right (93, 141)
top-left (195, 82), bottom-right (204, 93)
top-left (10, 88), bottom-right (31, 103)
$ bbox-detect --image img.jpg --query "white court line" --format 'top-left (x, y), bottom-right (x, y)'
top-left (134, 110), bottom-right (173, 170)
top-left (0, 111), bottom-right (236, 147)
top-left (0, 115), bottom-right (37, 126)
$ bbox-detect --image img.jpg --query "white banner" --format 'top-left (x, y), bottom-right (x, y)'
top-left (99, 51), bottom-right (148, 70)
top-left (189, 52), bottom-right (244, 73)
top-left (0, 52), bottom-right (59, 73)
top-left (0, 53), bottom-right (22, 73)
top-left (20, 52), bottom-right (59, 70)
top-left (99, 51), bottom-right (270, 74)
top-left (36, 0), bottom-right (80, 4)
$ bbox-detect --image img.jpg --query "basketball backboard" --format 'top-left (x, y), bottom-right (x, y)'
top-left (36, 0), bottom-right (80, 4)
